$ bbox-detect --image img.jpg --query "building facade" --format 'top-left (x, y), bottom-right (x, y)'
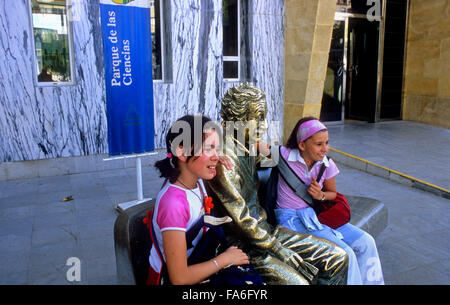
top-left (0, 0), bottom-right (285, 164)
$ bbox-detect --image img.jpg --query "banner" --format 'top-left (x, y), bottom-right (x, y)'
top-left (100, 0), bottom-right (155, 155)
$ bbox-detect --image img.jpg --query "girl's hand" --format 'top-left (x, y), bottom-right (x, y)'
top-left (308, 179), bottom-right (323, 200)
top-left (217, 246), bottom-right (249, 267)
top-left (257, 141), bottom-right (271, 157)
top-left (219, 154), bottom-right (233, 170)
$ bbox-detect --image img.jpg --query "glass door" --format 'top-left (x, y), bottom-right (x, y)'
top-left (346, 17), bottom-right (380, 122)
top-left (322, 4), bottom-right (384, 124)
top-left (320, 18), bottom-right (346, 123)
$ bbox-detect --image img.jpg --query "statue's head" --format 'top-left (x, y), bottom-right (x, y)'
top-left (220, 83), bottom-right (268, 144)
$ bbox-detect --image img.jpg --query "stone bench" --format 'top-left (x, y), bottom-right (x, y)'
top-left (113, 168), bottom-right (388, 285)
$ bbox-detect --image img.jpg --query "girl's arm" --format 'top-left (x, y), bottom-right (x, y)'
top-left (308, 177), bottom-right (337, 201)
top-left (162, 230), bottom-right (249, 285)
top-left (322, 176), bottom-right (337, 201)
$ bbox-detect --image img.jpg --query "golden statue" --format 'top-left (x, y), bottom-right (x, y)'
top-left (205, 83), bottom-right (348, 284)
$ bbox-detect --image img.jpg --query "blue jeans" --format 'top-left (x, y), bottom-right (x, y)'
top-left (275, 207), bottom-right (384, 285)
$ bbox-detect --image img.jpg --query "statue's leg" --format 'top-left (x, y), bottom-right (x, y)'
top-left (250, 252), bottom-right (310, 285)
top-left (273, 225), bottom-right (349, 285)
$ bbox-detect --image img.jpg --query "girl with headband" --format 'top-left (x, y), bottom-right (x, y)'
top-left (273, 116), bottom-right (384, 285)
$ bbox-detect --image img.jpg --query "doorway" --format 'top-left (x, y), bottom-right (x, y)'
top-left (320, 19), bottom-right (346, 122)
top-left (346, 17), bottom-right (380, 122)
top-left (320, 15), bottom-right (381, 123)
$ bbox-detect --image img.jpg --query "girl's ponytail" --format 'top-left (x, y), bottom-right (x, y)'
top-left (154, 154), bottom-right (180, 184)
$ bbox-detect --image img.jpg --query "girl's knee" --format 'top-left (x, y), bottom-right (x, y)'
top-left (352, 232), bottom-right (378, 254)
top-left (362, 232), bottom-right (377, 249)
top-left (343, 244), bottom-right (357, 260)
top-left (363, 231), bottom-right (376, 243)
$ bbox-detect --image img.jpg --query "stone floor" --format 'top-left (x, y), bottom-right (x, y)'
top-left (327, 120), bottom-right (450, 191)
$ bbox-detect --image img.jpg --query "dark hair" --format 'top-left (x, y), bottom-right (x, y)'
top-left (154, 114), bottom-right (220, 183)
top-left (285, 116), bottom-right (319, 149)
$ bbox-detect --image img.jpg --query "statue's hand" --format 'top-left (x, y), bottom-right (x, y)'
top-left (275, 246), bottom-right (303, 269)
top-left (274, 246), bottom-right (318, 283)
top-left (218, 154), bottom-right (233, 170)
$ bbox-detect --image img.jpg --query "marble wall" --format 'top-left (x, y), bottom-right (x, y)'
top-left (0, 0), bottom-right (107, 162)
top-left (0, 0), bottom-right (285, 162)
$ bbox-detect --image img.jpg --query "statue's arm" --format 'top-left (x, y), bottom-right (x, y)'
top-left (256, 144), bottom-right (279, 168)
top-left (207, 164), bottom-right (280, 251)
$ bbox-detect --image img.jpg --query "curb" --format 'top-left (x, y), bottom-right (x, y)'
top-left (328, 147), bottom-right (450, 200)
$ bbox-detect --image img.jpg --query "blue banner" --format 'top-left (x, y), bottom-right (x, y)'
top-left (100, 0), bottom-right (155, 155)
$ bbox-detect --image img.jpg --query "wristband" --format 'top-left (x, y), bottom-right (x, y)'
top-left (320, 192), bottom-right (326, 202)
top-left (212, 259), bottom-right (220, 269)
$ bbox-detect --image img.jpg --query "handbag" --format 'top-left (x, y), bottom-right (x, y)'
top-left (276, 146), bottom-right (351, 229)
top-left (313, 192), bottom-right (350, 229)
top-left (312, 162), bottom-right (351, 229)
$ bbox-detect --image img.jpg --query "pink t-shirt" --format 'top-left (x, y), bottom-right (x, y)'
top-left (149, 180), bottom-right (206, 273)
top-left (276, 146), bottom-right (339, 210)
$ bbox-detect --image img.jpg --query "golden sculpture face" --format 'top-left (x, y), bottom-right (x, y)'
top-left (247, 98), bottom-right (268, 143)
top-left (221, 83), bottom-right (268, 145)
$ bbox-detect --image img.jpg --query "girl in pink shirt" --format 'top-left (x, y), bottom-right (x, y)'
top-left (147, 115), bottom-right (249, 285)
top-left (274, 117), bottom-right (384, 285)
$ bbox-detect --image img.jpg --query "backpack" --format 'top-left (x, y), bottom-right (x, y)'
top-left (263, 166), bottom-right (279, 226)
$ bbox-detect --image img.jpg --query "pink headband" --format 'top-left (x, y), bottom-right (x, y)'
top-left (296, 120), bottom-right (327, 143)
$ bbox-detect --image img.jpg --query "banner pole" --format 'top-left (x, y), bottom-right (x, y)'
top-left (105, 153), bottom-right (157, 213)
top-left (136, 157), bottom-right (144, 201)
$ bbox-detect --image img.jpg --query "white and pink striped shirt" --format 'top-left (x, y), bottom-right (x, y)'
top-left (149, 180), bottom-right (206, 273)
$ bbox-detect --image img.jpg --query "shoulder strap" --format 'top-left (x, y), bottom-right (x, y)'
top-left (316, 156), bottom-right (330, 183)
top-left (146, 207), bottom-right (166, 285)
top-left (277, 146), bottom-right (314, 206)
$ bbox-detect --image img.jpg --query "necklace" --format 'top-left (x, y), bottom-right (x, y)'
top-left (177, 179), bottom-right (204, 204)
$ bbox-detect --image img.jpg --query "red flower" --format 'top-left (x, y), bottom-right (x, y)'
top-left (205, 196), bottom-right (214, 214)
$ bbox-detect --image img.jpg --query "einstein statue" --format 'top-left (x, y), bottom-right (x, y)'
top-left (205, 83), bottom-right (349, 285)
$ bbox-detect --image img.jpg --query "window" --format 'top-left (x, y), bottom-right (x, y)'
top-left (150, 0), bottom-right (163, 81)
top-left (223, 0), bottom-right (240, 80)
top-left (30, 0), bottom-right (75, 85)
